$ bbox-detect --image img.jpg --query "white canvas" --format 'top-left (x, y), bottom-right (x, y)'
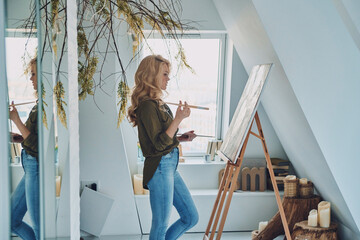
top-left (219, 64), bottom-right (272, 162)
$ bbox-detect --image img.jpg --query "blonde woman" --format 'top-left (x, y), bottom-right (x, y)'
top-left (10, 58), bottom-right (40, 240)
top-left (128, 55), bottom-right (198, 240)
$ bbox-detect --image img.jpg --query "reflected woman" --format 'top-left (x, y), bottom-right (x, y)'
top-left (9, 58), bottom-right (39, 240)
top-left (128, 55), bottom-right (198, 240)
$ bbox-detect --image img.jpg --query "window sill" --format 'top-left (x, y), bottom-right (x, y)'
top-left (137, 156), bottom-right (227, 166)
top-left (178, 157), bottom-right (226, 166)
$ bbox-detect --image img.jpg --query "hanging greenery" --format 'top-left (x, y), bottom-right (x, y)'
top-left (19, 0), bottom-right (195, 128)
top-left (54, 81), bottom-right (67, 128)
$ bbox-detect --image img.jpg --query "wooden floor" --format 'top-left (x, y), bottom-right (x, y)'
top-left (81, 232), bottom-right (285, 240)
top-left (13, 232), bottom-right (285, 239)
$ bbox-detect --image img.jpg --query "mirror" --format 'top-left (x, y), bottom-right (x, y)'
top-left (5, 1), bottom-right (41, 238)
top-left (4, 0), bottom-right (70, 238)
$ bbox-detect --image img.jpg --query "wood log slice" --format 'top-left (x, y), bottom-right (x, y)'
top-left (291, 220), bottom-right (338, 240)
top-left (253, 195), bottom-right (321, 240)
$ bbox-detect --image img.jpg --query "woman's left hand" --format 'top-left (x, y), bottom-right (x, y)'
top-left (178, 130), bottom-right (197, 142)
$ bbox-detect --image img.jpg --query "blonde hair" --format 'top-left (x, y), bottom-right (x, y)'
top-left (128, 55), bottom-right (171, 126)
top-left (24, 57), bottom-right (37, 76)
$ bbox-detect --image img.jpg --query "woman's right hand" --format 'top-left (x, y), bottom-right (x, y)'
top-left (174, 100), bottom-right (191, 121)
top-left (11, 132), bottom-right (24, 143)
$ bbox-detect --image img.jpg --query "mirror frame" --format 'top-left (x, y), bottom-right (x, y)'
top-left (0, 0), bottom-right (11, 238)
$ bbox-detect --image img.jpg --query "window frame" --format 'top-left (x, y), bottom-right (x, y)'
top-left (140, 31), bottom-right (227, 156)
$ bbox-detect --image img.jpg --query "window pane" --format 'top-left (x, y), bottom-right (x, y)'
top-left (142, 37), bottom-right (221, 155)
top-left (6, 37), bottom-right (37, 133)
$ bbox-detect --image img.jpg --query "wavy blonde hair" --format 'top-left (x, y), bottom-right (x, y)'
top-left (128, 55), bottom-right (171, 126)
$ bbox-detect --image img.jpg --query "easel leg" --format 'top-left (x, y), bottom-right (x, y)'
top-left (205, 162), bottom-right (231, 237)
top-left (254, 112), bottom-right (292, 240)
top-left (209, 163), bottom-right (235, 240)
top-left (204, 112), bottom-right (292, 240)
top-left (215, 162), bottom-right (242, 240)
top-left (215, 125), bottom-right (252, 240)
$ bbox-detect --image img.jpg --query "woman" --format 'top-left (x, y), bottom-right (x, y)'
top-left (10, 58), bottom-right (40, 240)
top-left (128, 55), bottom-right (199, 240)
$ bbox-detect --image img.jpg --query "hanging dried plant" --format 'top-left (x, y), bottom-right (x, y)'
top-left (40, 84), bottom-right (48, 129)
top-left (54, 81), bottom-right (67, 128)
top-left (117, 79), bottom-right (129, 128)
top-left (19, 0), bottom-right (196, 127)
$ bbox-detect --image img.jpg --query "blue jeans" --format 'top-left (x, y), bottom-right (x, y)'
top-left (11, 150), bottom-right (40, 240)
top-left (147, 147), bottom-right (199, 240)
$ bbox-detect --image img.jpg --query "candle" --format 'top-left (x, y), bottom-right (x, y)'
top-left (285, 175), bottom-right (296, 180)
top-left (308, 209), bottom-right (317, 227)
top-left (318, 201), bottom-right (331, 228)
top-left (258, 221), bottom-right (268, 232)
top-left (56, 176), bottom-right (61, 197)
top-left (299, 178), bottom-right (308, 185)
top-left (133, 174), bottom-right (144, 195)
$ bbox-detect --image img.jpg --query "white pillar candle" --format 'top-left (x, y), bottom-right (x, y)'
top-left (285, 175), bottom-right (296, 180)
top-left (308, 209), bottom-right (317, 227)
top-left (318, 201), bottom-right (331, 228)
top-left (299, 178), bottom-right (308, 185)
top-left (133, 174), bottom-right (144, 195)
top-left (258, 221), bottom-right (268, 232)
top-left (56, 176), bottom-right (61, 197)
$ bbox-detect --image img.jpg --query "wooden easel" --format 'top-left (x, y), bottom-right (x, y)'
top-left (204, 112), bottom-right (292, 240)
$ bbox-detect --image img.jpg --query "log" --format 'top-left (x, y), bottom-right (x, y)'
top-left (253, 195), bottom-right (321, 240)
top-left (291, 220), bottom-right (338, 240)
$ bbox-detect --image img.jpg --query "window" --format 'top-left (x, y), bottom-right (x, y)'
top-left (142, 33), bottom-right (226, 155)
top-left (6, 37), bottom-right (38, 134)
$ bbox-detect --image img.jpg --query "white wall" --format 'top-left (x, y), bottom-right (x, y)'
top-left (213, 0), bottom-right (360, 238)
top-left (252, 0), bottom-right (360, 233)
top-left (335, 0), bottom-right (360, 50)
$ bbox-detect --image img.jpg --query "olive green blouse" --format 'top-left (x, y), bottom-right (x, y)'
top-left (21, 104), bottom-right (38, 159)
top-left (136, 99), bottom-right (179, 188)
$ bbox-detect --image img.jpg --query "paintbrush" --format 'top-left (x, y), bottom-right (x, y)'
top-left (165, 102), bottom-right (209, 110)
top-left (177, 133), bottom-right (214, 138)
top-left (9, 101), bottom-right (36, 107)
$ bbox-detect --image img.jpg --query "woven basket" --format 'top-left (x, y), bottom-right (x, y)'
top-left (299, 181), bottom-right (314, 198)
top-left (284, 178), bottom-right (299, 198)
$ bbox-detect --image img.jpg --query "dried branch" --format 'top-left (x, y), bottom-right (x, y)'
top-left (18, 0), bottom-right (196, 127)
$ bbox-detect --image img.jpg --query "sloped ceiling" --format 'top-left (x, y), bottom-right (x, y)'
top-left (213, 0), bottom-right (360, 238)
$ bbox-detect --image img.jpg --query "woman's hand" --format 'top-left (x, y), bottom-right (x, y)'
top-left (174, 100), bottom-right (191, 121)
top-left (166, 100), bottom-right (191, 139)
top-left (9, 101), bottom-right (30, 139)
top-left (9, 101), bottom-right (20, 123)
top-left (177, 130), bottom-right (197, 142)
top-left (11, 132), bottom-right (24, 143)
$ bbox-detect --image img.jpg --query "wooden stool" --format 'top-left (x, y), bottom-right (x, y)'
top-left (251, 230), bottom-right (259, 239)
top-left (291, 220), bottom-right (338, 240)
top-left (253, 195), bottom-right (321, 240)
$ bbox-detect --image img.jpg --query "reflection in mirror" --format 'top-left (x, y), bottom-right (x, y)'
top-left (5, 0), bottom-right (64, 238)
top-left (35, 0), bottom-right (71, 237)
top-left (6, 34), bottom-right (40, 239)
